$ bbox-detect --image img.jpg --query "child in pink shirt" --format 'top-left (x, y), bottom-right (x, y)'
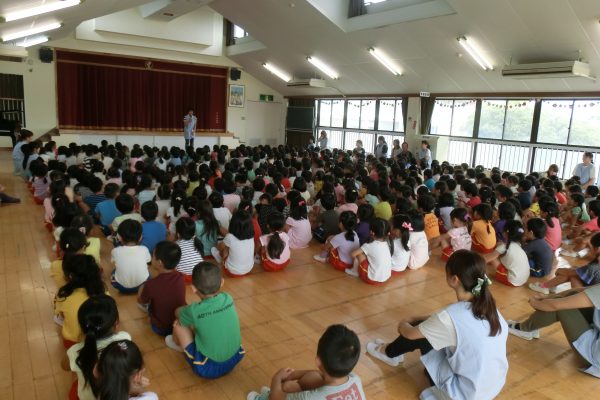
top-left (540, 200), bottom-right (561, 251)
top-left (285, 194), bottom-right (312, 249)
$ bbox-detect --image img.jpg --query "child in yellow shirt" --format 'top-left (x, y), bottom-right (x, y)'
top-left (418, 194), bottom-right (441, 248)
top-left (471, 204), bottom-right (497, 254)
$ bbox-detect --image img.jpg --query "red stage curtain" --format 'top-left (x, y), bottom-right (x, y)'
top-left (56, 50), bottom-right (227, 132)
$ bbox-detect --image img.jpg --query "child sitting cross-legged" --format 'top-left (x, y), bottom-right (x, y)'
top-left (247, 324), bottom-right (366, 400)
top-left (140, 201), bottom-right (167, 254)
top-left (523, 218), bottom-right (554, 278)
top-left (485, 220), bottom-right (529, 287)
top-left (529, 232), bottom-right (600, 295)
top-left (312, 193), bottom-right (341, 243)
top-left (347, 218), bottom-right (393, 285)
top-left (174, 217), bottom-right (203, 283)
top-left (390, 214), bottom-right (412, 274)
top-left (211, 209), bottom-right (256, 277)
top-left (259, 212), bottom-right (291, 272)
top-left (165, 261), bottom-right (245, 379)
top-left (313, 211), bottom-right (360, 271)
top-left (111, 219), bottom-right (151, 294)
top-left (138, 241), bottom-right (186, 336)
top-left (440, 208), bottom-right (472, 262)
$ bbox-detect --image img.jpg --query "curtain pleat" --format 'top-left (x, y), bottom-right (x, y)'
top-left (420, 97), bottom-right (437, 135)
top-left (348, 0), bottom-right (366, 18)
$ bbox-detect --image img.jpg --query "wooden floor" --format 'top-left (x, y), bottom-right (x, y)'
top-left (1, 150), bottom-right (599, 400)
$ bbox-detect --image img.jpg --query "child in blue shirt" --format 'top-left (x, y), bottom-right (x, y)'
top-left (141, 201), bottom-right (167, 254)
top-left (95, 183), bottom-right (121, 236)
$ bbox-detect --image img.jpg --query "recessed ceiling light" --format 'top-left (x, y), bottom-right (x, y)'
top-left (306, 56), bottom-right (339, 80)
top-left (457, 36), bottom-right (493, 70)
top-left (2, 0), bottom-right (81, 23)
top-left (2, 22), bottom-right (62, 42)
top-left (263, 62), bottom-right (291, 82)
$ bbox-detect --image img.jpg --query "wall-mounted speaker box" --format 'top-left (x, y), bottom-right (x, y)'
top-left (39, 47), bottom-right (54, 63)
top-left (230, 68), bottom-right (241, 81)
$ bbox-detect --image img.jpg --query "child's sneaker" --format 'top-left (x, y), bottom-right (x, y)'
top-left (211, 247), bottom-right (223, 263)
top-left (366, 341), bottom-right (404, 366)
top-left (528, 282), bottom-right (550, 295)
top-left (313, 254), bottom-right (327, 263)
top-left (507, 320), bottom-right (540, 340)
top-left (559, 249), bottom-right (578, 258)
top-left (165, 335), bottom-right (184, 352)
top-left (247, 392), bottom-right (259, 400)
top-left (53, 314), bottom-right (64, 326)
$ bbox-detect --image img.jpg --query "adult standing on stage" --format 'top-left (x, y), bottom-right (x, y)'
top-left (183, 108), bottom-right (197, 150)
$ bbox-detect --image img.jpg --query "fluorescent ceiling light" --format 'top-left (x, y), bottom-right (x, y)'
top-left (368, 47), bottom-right (402, 76)
top-left (2, 0), bottom-right (81, 22)
top-left (15, 36), bottom-right (49, 47)
top-left (307, 56), bottom-right (339, 80)
top-left (457, 36), bottom-right (493, 70)
top-left (263, 62), bottom-right (291, 82)
top-left (2, 22), bottom-right (62, 42)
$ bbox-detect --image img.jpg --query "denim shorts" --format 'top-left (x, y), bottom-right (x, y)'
top-left (151, 323), bottom-right (172, 337)
top-left (183, 342), bottom-right (244, 379)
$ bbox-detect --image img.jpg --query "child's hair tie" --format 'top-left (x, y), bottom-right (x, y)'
top-left (78, 227), bottom-right (87, 235)
top-left (299, 200), bottom-right (305, 206)
top-left (176, 196), bottom-right (182, 201)
top-left (401, 222), bottom-right (413, 231)
top-left (117, 341), bottom-right (128, 351)
top-left (517, 228), bottom-right (525, 233)
top-left (464, 214), bottom-right (471, 221)
top-left (65, 243), bottom-right (70, 249)
top-left (471, 275), bottom-right (492, 296)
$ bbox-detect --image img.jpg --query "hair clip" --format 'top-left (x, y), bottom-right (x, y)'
top-left (517, 228), bottom-right (525, 233)
top-left (117, 341), bottom-right (128, 351)
top-left (401, 222), bottom-right (413, 231)
top-left (299, 200), bottom-right (305, 206)
top-left (471, 275), bottom-right (492, 296)
top-left (78, 227), bottom-right (87, 235)
top-left (464, 214), bottom-right (471, 221)
top-left (175, 196), bottom-right (182, 201)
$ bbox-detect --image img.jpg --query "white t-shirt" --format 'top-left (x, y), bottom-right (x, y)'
top-left (155, 199), bottom-right (170, 225)
top-left (409, 231), bottom-right (429, 270)
top-left (391, 238), bottom-right (411, 272)
top-left (329, 231), bottom-right (360, 265)
top-left (361, 240), bottom-right (392, 282)
top-left (439, 206), bottom-right (453, 231)
top-left (102, 156), bottom-right (114, 171)
top-left (111, 246), bottom-right (151, 288)
top-left (285, 373), bottom-right (366, 400)
top-left (499, 242), bottom-right (529, 286)
top-left (285, 217), bottom-right (312, 249)
top-left (417, 310), bottom-right (457, 351)
top-left (214, 207), bottom-right (232, 231)
top-left (223, 234), bottom-right (254, 275)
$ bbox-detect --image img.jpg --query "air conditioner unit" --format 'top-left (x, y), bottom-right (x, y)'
top-left (502, 61), bottom-right (594, 80)
top-left (286, 78), bottom-right (328, 88)
top-left (0, 44), bottom-right (28, 59)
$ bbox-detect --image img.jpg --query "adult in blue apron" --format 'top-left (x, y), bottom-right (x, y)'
top-left (366, 250), bottom-right (508, 400)
top-left (508, 284), bottom-right (600, 378)
top-left (572, 152), bottom-right (596, 189)
top-left (183, 109), bottom-right (197, 150)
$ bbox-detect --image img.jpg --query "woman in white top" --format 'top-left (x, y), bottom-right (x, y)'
top-left (318, 130), bottom-right (328, 150)
top-left (367, 250), bottom-right (508, 400)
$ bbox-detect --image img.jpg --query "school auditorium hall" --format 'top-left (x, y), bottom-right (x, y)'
top-left (1, 1), bottom-right (600, 399)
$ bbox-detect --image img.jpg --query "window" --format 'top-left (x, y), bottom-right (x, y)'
top-left (479, 100), bottom-right (505, 139)
top-left (360, 100), bottom-right (376, 130)
top-left (331, 100), bottom-right (344, 127)
top-left (346, 100), bottom-right (361, 129)
top-left (319, 129), bottom-right (343, 150)
top-left (430, 99), bottom-right (476, 137)
top-left (377, 99), bottom-right (404, 132)
top-left (446, 140), bottom-right (473, 166)
top-left (479, 99), bottom-right (534, 142)
top-left (570, 101), bottom-right (600, 146)
top-left (537, 100), bottom-right (572, 144)
top-left (364, 0), bottom-right (388, 5)
top-left (233, 25), bottom-right (248, 39)
top-left (319, 100), bottom-right (331, 127)
top-left (499, 144), bottom-right (531, 173)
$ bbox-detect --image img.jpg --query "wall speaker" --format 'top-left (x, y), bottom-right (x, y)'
top-left (230, 68), bottom-right (241, 81)
top-left (39, 47), bottom-right (54, 63)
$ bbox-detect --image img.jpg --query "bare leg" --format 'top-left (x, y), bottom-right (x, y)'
top-left (543, 269), bottom-right (574, 288)
top-left (172, 321), bottom-right (194, 348)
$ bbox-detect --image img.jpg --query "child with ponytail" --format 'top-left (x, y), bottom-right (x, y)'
top-left (71, 214), bottom-right (101, 265)
top-left (440, 208), bottom-right (472, 261)
top-left (166, 189), bottom-right (187, 235)
top-left (285, 192), bottom-right (312, 249)
top-left (390, 214), bottom-right (412, 273)
top-left (50, 228), bottom-right (88, 289)
top-left (487, 220), bottom-right (529, 287)
top-left (95, 340), bottom-right (156, 400)
top-left (348, 218), bottom-right (393, 285)
top-left (407, 210), bottom-right (429, 270)
top-left (313, 211), bottom-right (360, 271)
top-left (65, 294), bottom-right (130, 400)
top-left (259, 212), bottom-right (291, 272)
top-left (367, 250), bottom-right (508, 400)
top-left (211, 210), bottom-right (255, 277)
top-left (471, 203), bottom-right (496, 254)
top-left (539, 198), bottom-right (562, 251)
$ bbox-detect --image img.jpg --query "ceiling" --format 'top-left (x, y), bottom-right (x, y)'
top-left (2, 0), bottom-right (600, 96)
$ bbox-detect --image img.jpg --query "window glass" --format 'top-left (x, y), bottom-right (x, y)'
top-left (503, 100), bottom-right (534, 142)
top-left (345, 131), bottom-right (375, 153)
top-left (360, 100), bottom-right (376, 130)
top-left (233, 25), bottom-right (247, 39)
top-left (378, 100), bottom-right (395, 131)
top-left (331, 100), bottom-right (345, 128)
top-left (394, 99), bottom-right (404, 132)
top-left (479, 100), bottom-right (505, 139)
top-left (346, 100), bottom-right (361, 129)
top-left (319, 100), bottom-right (331, 127)
top-left (446, 140), bottom-right (473, 165)
top-left (475, 142), bottom-right (501, 168)
top-left (450, 100), bottom-right (476, 137)
top-left (569, 101), bottom-right (600, 146)
top-left (537, 100), bottom-right (572, 144)
top-left (430, 100), bottom-right (453, 135)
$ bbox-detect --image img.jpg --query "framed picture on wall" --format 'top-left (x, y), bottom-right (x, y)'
top-left (228, 84), bottom-right (245, 108)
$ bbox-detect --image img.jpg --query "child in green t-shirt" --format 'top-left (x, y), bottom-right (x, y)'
top-left (165, 261), bottom-right (244, 378)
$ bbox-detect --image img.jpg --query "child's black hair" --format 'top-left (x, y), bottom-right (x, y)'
top-left (368, 218), bottom-right (394, 255)
top-left (526, 218), bottom-right (547, 239)
top-left (417, 194), bottom-right (436, 213)
top-left (357, 203), bottom-right (374, 223)
top-left (320, 192), bottom-right (336, 211)
top-left (450, 207), bottom-right (472, 232)
top-left (154, 241), bottom-right (181, 270)
top-left (339, 211), bottom-right (358, 242)
top-left (589, 200), bottom-right (600, 228)
top-left (266, 212), bottom-right (286, 259)
top-left (288, 193), bottom-right (308, 220)
top-left (96, 340), bottom-right (144, 400)
top-left (115, 193), bottom-right (134, 214)
top-left (140, 201), bottom-right (158, 221)
top-left (228, 210), bottom-right (255, 240)
top-left (539, 198), bottom-right (559, 228)
top-left (76, 295), bottom-right (119, 394)
top-left (438, 192), bottom-right (454, 208)
top-left (103, 183), bottom-right (119, 198)
top-left (391, 214), bottom-right (411, 251)
top-left (191, 261), bottom-right (222, 295)
top-left (57, 254), bottom-right (105, 300)
top-left (503, 219), bottom-right (525, 254)
top-left (175, 217), bottom-right (203, 254)
top-left (497, 201), bottom-right (516, 221)
top-left (473, 203), bottom-right (493, 234)
top-left (316, 324), bottom-right (361, 378)
top-left (117, 219), bottom-right (142, 243)
top-left (59, 228), bottom-right (88, 266)
top-left (407, 209), bottom-right (425, 232)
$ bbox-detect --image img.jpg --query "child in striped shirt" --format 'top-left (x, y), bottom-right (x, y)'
top-left (175, 217), bottom-right (203, 284)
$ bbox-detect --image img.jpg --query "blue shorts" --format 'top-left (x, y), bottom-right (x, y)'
top-left (183, 342), bottom-right (244, 379)
top-left (576, 262), bottom-right (600, 285)
top-left (151, 323), bottom-right (172, 337)
top-left (110, 270), bottom-right (142, 294)
top-left (529, 259), bottom-right (545, 278)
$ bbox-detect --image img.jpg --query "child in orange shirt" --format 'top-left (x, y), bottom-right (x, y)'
top-left (471, 203), bottom-right (496, 254)
top-left (418, 194), bottom-right (441, 249)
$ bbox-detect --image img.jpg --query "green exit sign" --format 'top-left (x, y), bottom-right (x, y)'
top-left (260, 94), bottom-right (274, 102)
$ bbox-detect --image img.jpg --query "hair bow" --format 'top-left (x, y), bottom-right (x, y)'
top-left (464, 214), bottom-right (471, 221)
top-left (517, 228), bottom-right (525, 233)
top-left (299, 200), bottom-right (306, 206)
top-left (471, 275), bottom-right (492, 297)
top-left (117, 341), bottom-right (128, 351)
top-left (78, 227), bottom-right (87, 235)
top-left (401, 222), bottom-right (413, 231)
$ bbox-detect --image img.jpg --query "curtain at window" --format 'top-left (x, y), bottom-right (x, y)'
top-left (56, 50), bottom-right (227, 132)
top-left (402, 96), bottom-right (409, 131)
top-left (420, 96), bottom-right (437, 135)
top-left (0, 74), bottom-right (24, 99)
top-left (348, 0), bottom-right (366, 18)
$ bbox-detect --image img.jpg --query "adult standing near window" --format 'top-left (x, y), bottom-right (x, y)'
top-left (318, 130), bottom-right (328, 150)
top-left (354, 140), bottom-right (365, 158)
top-left (573, 152), bottom-right (596, 189)
top-left (391, 139), bottom-right (402, 159)
top-left (374, 136), bottom-right (388, 159)
top-left (183, 108), bottom-right (197, 150)
top-left (397, 141), bottom-right (414, 167)
top-left (419, 140), bottom-right (432, 169)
